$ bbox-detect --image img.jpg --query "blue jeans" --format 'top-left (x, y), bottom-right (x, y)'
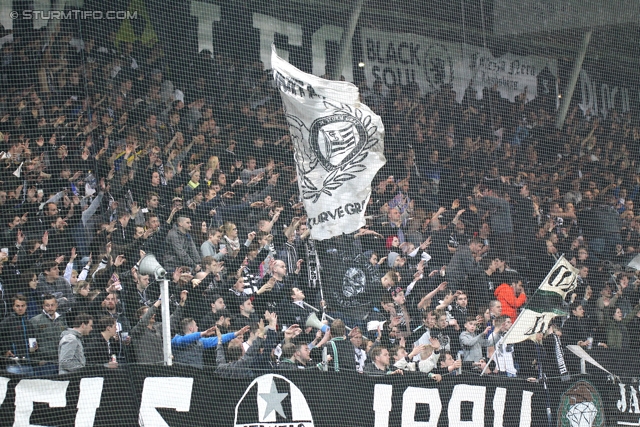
top-left (33, 363), bottom-right (58, 377)
top-left (6, 364), bottom-right (34, 376)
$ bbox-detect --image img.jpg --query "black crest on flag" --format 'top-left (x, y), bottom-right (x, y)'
top-left (309, 114), bottom-right (366, 171)
top-left (319, 251), bottom-right (381, 309)
top-left (288, 101), bottom-right (380, 203)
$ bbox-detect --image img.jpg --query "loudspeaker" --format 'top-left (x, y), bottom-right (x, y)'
top-left (139, 254), bottom-right (167, 280)
top-left (305, 312), bottom-right (329, 333)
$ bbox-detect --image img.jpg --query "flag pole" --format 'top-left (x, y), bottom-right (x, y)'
top-left (479, 334), bottom-right (498, 376)
top-left (535, 343), bottom-right (554, 427)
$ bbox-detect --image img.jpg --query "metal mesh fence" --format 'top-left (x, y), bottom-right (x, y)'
top-left (0, 1), bottom-right (638, 426)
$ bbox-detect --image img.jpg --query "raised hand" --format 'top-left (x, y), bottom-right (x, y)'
top-left (257, 319), bottom-right (266, 338)
top-left (201, 325), bottom-right (217, 338)
top-left (429, 337), bottom-right (441, 350)
top-left (113, 254), bottom-right (126, 267)
top-left (420, 236), bottom-right (432, 250)
top-left (16, 229), bottom-right (25, 246)
top-left (409, 344), bottom-right (426, 359)
top-left (235, 325), bottom-right (251, 337)
top-left (284, 324), bottom-right (302, 340)
top-left (130, 202), bottom-right (140, 217)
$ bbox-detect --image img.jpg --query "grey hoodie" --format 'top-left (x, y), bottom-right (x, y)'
top-left (58, 329), bottom-right (85, 374)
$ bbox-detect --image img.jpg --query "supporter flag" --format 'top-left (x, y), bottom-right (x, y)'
top-left (502, 256), bottom-right (579, 345)
top-left (271, 46), bottom-right (386, 240)
top-left (12, 162), bottom-right (22, 178)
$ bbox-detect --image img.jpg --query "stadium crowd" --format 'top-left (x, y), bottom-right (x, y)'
top-left (1, 22), bottom-right (640, 381)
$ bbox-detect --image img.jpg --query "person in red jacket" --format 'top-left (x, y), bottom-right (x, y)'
top-left (494, 277), bottom-right (526, 322)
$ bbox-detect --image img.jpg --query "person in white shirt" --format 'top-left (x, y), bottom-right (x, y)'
top-left (488, 315), bottom-right (517, 377)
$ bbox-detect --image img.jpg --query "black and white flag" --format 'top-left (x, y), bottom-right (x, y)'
top-left (271, 46), bottom-right (386, 240)
top-left (502, 256), bottom-right (578, 345)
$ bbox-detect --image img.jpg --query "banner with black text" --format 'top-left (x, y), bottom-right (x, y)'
top-left (361, 27), bottom-right (558, 104)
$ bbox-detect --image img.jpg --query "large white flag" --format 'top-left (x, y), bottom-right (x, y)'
top-left (271, 46), bottom-right (386, 240)
top-left (502, 256), bottom-right (579, 345)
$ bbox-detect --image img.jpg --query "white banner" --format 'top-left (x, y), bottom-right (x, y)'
top-left (502, 256), bottom-right (579, 345)
top-left (271, 46), bottom-right (386, 240)
top-left (579, 68), bottom-right (633, 119)
top-left (494, 0), bottom-right (640, 35)
top-left (361, 27), bottom-right (557, 103)
top-left (536, 256), bottom-right (579, 299)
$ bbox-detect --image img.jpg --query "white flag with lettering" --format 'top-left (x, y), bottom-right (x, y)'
top-left (502, 256), bottom-right (579, 345)
top-left (271, 46), bottom-right (386, 240)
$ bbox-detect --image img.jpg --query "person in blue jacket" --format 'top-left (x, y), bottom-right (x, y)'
top-left (171, 317), bottom-right (249, 368)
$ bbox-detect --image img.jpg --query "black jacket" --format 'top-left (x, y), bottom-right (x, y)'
top-left (326, 337), bottom-right (357, 372)
top-left (84, 332), bottom-right (116, 366)
top-left (0, 313), bottom-right (38, 360)
top-left (280, 302), bottom-right (314, 329)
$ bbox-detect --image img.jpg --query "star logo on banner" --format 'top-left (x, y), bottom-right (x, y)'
top-left (259, 379), bottom-right (288, 419)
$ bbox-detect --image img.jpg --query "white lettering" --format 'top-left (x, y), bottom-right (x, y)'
top-left (579, 69), bottom-right (598, 116)
top-left (401, 386), bottom-right (441, 427)
top-left (448, 384), bottom-right (485, 427)
top-left (373, 384), bottom-right (393, 427)
top-left (519, 390), bottom-right (533, 427)
top-left (14, 379), bottom-right (69, 427)
top-left (623, 88), bottom-right (630, 113)
top-left (139, 377), bottom-right (194, 427)
top-left (252, 13), bottom-right (302, 69)
top-left (492, 387), bottom-right (507, 427)
top-left (0, 1), bottom-right (84, 38)
top-left (0, 377), bottom-right (9, 406)
top-left (190, 1), bottom-right (221, 55)
top-left (601, 84), bottom-right (611, 119)
top-left (75, 377), bottom-right (104, 427)
top-left (630, 385), bottom-right (640, 414)
top-left (32, 0), bottom-right (52, 29)
top-left (618, 383), bottom-right (628, 412)
top-left (311, 25), bottom-right (353, 82)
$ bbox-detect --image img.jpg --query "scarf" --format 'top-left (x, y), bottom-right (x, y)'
top-left (284, 242), bottom-right (298, 274)
top-left (224, 235), bottom-right (240, 252)
top-left (552, 333), bottom-right (570, 382)
top-left (157, 163), bottom-right (167, 185)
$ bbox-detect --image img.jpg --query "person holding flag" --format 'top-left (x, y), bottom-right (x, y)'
top-left (494, 276), bottom-right (527, 323)
top-left (482, 255), bottom-right (579, 377)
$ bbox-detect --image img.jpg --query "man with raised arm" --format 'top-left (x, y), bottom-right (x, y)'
top-left (171, 317), bottom-right (248, 369)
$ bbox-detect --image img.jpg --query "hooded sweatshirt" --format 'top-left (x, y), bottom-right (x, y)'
top-left (494, 283), bottom-right (526, 322)
top-left (58, 329), bottom-right (85, 374)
